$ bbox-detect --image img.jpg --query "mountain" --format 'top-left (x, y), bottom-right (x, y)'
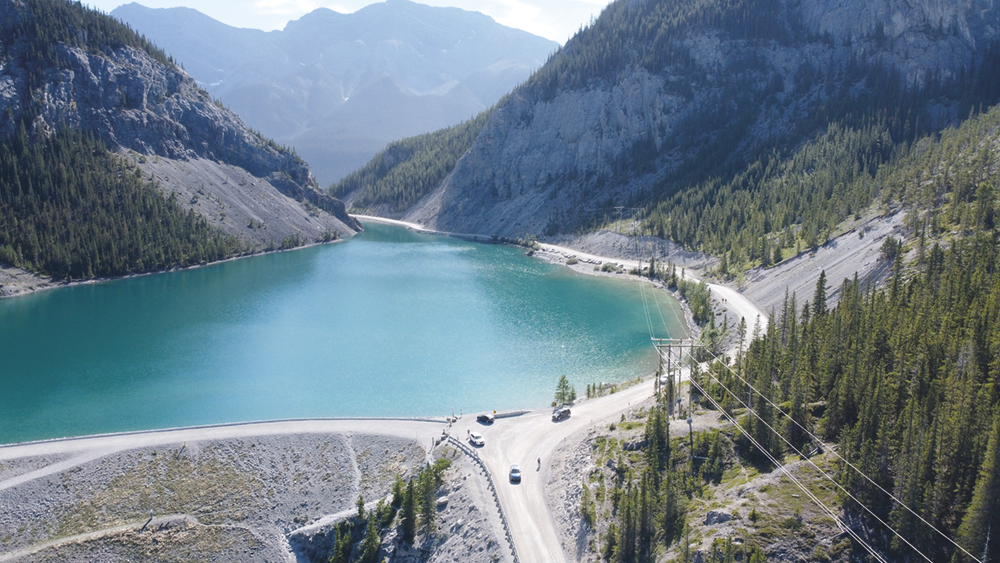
top-left (111, 0), bottom-right (558, 186)
top-left (0, 0), bottom-right (359, 282)
top-left (337, 0), bottom-right (1000, 248)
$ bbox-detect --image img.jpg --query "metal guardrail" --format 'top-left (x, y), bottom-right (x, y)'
top-left (446, 436), bottom-right (520, 563)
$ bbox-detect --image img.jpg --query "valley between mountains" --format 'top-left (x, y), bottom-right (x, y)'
top-left (3, 0), bottom-right (1000, 561)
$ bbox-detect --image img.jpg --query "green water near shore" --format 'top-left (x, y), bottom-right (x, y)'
top-left (0, 223), bottom-right (687, 444)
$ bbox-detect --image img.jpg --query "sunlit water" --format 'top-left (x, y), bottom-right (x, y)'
top-left (0, 222), bottom-right (687, 444)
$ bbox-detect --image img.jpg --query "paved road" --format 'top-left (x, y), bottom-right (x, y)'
top-left (453, 378), bottom-right (665, 563)
top-left (356, 214), bottom-right (770, 562)
top-left (3, 216), bottom-right (767, 562)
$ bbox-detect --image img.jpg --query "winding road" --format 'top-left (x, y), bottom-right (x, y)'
top-left (355, 215), bottom-right (768, 562)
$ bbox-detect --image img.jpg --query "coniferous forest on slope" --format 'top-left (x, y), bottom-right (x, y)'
top-left (331, 111), bottom-right (492, 212)
top-left (580, 106), bottom-right (1000, 563)
top-left (1, 0), bottom-right (1000, 561)
top-left (0, 127), bottom-right (250, 280)
top-left (0, 0), bottom-right (292, 281)
top-left (717, 106), bottom-right (1000, 563)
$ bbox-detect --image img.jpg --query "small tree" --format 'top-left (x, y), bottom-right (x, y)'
top-left (555, 374), bottom-right (576, 405)
top-left (356, 493), bottom-right (365, 521)
top-left (329, 521), bottom-right (353, 563)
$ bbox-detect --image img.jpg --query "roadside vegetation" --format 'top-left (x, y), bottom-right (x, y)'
top-left (578, 394), bottom-right (776, 562)
top-left (580, 105), bottom-right (1000, 560)
top-left (327, 458), bottom-right (452, 563)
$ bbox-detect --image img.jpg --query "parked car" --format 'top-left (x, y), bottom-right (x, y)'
top-left (552, 406), bottom-right (571, 421)
top-left (477, 413), bottom-right (495, 424)
top-left (509, 464), bottom-right (521, 483)
top-left (469, 431), bottom-right (485, 447)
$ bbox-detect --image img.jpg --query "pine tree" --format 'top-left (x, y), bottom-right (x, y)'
top-left (329, 521), bottom-right (353, 563)
top-left (400, 479), bottom-right (416, 544)
top-left (555, 374), bottom-right (575, 405)
top-left (953, 411), bottom-right (1000, 562)
top-left (358, 513), bottom-right (381, 563)
top-left (812, 270), bottom-right (827, 316)
top-left (356, 493), bottom-right (365, 521)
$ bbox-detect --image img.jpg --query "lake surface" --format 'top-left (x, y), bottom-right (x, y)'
top-left (0, 223), bottom-right (687, 444)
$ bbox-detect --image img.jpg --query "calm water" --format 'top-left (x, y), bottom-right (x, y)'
top-left (0, 223), bottom-right (686, 444)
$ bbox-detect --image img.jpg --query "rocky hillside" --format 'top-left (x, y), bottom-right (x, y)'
top-left (340, 0), bottom-right (1000, 246)
top-left (112, 0), bottom-right (558, 185)
top-left (0, 0), bottom-right (359, 282)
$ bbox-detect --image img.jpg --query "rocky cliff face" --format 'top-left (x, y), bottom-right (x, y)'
top-left (0, 0), bottom-right (360, 243)
top-left (400, 0), bottom-right (1000, 237)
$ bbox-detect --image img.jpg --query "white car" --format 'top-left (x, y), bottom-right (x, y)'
top-left (469, 432), bottom-right (485, 447)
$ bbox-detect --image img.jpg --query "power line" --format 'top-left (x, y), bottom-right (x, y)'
top-left (701, 345), bottom-right (984, 563)
top-left (687, 376), bottom-right (890, 563)
top-left (693, 355), bottom-right (936, 563)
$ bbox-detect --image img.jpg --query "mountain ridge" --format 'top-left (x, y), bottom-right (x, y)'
top-left (338, 0), bottom-right (1000, 246)
top-left (112, 0), bottom-right (558, 185)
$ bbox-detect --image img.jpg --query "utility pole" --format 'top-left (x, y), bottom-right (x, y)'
top-left (652, 338), bottom-right (704, 456)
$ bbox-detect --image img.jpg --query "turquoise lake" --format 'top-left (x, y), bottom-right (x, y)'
top-left (0, 222), bottom-right (687, 444)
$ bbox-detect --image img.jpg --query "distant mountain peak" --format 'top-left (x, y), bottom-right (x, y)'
top-left (114, 1), bottom-right (557, 185)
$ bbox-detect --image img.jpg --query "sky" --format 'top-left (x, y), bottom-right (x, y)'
top-left (85, 0), bottom-right (610, 44)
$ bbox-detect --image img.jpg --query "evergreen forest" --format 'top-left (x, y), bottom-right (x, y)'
top-left (0, 127), bottom-right (250, 280)
top-left (0, 0), bottom-right (302, 281)
top-left (585, 105), bottom-right (1000, 562)
top-left (330, 111), bottom-right (491, 212)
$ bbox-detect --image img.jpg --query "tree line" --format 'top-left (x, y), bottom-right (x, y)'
top-left (0, 0), bottom-right (177, 79)
top-left (327, 458), bottom-right (452, 563)
top-left (690, 102), bottom-right (1000, 561)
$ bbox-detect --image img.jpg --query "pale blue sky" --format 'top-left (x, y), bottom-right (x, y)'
top-left (86, 0), bottom-right (608, 43)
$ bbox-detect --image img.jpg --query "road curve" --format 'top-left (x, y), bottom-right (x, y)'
top-left (354, 214), bottom-right (769, 561)
top-left (453, 379), bottom-right (666, 563)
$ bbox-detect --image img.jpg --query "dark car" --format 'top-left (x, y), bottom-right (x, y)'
top-left (477, 413), bottom-right (495, 424)
top-left (509, 464), bottom-right (521, 483)
top-left (552, 406), bottom-right (571, 421)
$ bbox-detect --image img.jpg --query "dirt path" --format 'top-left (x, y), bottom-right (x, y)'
top-left (0, 515), bottom-right (195, 563)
